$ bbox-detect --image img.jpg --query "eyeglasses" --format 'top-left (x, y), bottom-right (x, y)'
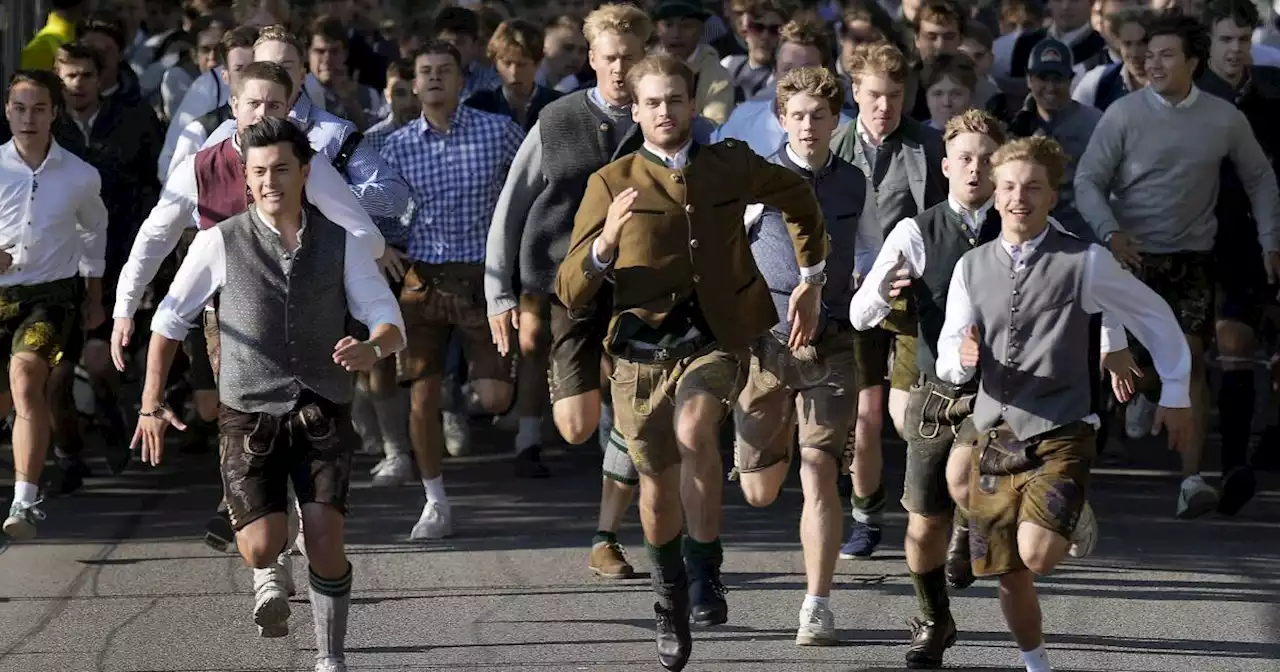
top-left (748, 21), bottom-right (782, 35)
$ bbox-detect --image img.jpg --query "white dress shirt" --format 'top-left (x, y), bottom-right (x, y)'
top-left (158, 68), bottom-right (228, 181)
top-left (114, 141), bottom-right (385, 320)
top-left (151, 207), bottom-right (405, 348)
top-left (166, 115), bottom-right (214, 179)
top-left (0, 140), bottom-right (108, 286)
top-left (935, 225), bottom-right (1192, 413)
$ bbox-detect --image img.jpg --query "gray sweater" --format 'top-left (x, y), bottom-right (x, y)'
top-left (1074, 86), bottom-right (1280, 253)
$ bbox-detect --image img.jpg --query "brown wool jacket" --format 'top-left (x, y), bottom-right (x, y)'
top-left (556, 138), bottom-right (827, 352)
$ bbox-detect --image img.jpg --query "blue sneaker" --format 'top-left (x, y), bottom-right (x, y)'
top-left (839, 521), bottom-right (881, 559)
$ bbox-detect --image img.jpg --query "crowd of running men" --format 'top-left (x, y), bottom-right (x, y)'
top-left (2, 0), bottom-right (1277, 670)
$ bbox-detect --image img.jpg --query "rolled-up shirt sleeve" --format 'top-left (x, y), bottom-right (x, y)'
top-left (341, 137), bottom-right (411, 219)
top-left (850, 217), bottom-right (924, 330)
top-left (307, 157), bottom-right (386, 259)
top-left (1080, 244), bottom-right (1191, 408)
top-left (76, 170), bottom-right (109, 278)
top-left (344, 232), bottom-right (406, 351)
top-left (150, 228), bottom-right (225, 342)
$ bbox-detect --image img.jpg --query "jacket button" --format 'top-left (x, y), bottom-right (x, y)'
top-left (584, 270), bottom-right (593, 279)
top-left (692, 274), bottom-right (701, 283)
top-left (968, 238), bottom-right (976, 245)
top-left (690, 239), bottom-right (699, 248)
top-left (1011, 307), bottom-right (1018, 313)
top-left (685, 204), bottom-right (695, 214)
top-left (672, 173), bottom-right (683, 183)
top-left (598, 122), bottom-right (609, 132)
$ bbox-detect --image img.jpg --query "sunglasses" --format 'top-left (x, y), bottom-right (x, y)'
top-left (748, 21), bottom-right (782, 35)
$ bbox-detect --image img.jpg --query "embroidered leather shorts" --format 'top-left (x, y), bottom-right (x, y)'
top-left (219, 396), bottom-right (355, 531)
top-left (733, 330), bottom-right (858, 473)
top-left (900, 378), bottom-right (976, 516)
top-left (957, 418), bottom-right (1095, 577)
top-left (0, 278), bottom-right (79, 391)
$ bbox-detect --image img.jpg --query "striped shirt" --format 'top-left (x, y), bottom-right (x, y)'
top-left (382, 106), bottom-right (524, 264)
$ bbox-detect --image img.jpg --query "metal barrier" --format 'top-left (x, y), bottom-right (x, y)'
top-left (2, 0), bottom-right (50, 84)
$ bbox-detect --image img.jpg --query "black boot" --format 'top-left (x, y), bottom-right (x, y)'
top-left (652, 564), bottom-right (692, 670)
top-left (687, 555), bottom-right (728, 627)
top-left (945, 519), bottom-right (974, 590)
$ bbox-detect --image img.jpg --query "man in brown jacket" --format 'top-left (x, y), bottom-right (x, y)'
top-left (556, 54), bottom-right (826, 672)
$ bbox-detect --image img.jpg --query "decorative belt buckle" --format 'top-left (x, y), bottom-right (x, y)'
top-left (654, 348), bottom-right (669, 362)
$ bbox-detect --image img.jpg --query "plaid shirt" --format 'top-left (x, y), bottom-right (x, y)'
top-left (461, 63), bottom-right (503, 103)
top-left (382, 106), bottom-right (524, 264)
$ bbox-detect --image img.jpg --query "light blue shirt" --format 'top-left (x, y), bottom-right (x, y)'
top-left (713, 90), bottom-right (852, 157)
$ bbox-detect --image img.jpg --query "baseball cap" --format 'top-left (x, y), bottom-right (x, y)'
top-left (653, 0), bottom-right (711, 22)
top-left (1027, 38), bottom-right (1074, 79)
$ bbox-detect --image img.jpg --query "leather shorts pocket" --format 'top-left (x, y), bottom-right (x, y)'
top-left (297, 403), bottom-right (341, 458)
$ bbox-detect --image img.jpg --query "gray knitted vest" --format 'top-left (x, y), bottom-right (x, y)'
top-left (217, 207), bottom-right (353, 415)
top-left (964, 227), bottom-right (1099, 440)
top-left (519, 90), bottom-right (641, 295)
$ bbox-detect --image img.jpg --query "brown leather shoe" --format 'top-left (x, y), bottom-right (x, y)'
top-left (589, 541), bottom-right (636, 579)
top-left (905, 616), bottom-right (957, 669)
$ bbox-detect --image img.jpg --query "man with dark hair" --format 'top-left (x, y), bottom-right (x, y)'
top-left (50, 40), bottom-right (163, 484)
top-left (1009, 38), bottom-right (1103, 240)
top-left (1197, 0), bottom-right (1280, 495)
top-left (310, 15), bottom-right (382, 130)
top-left (558, 53), bottom-right (825, 672)
top-left (135, 115), bottom-right (405, 672)
top-left (721, 0), bottom-right (787, 105)
top-left (381, 40), bottom-right (524, 542)
top-left (1075, 12), bottom-right (1280, 519)
top-left (0, 70), bottom-right (108, 540)
top-left (77, 10), bottom-right (143, 105)
top-left (1072, 8), bottom-right (1151, 112)
top-left (434, 6), bottom-right (503, 101)
top-left (21, 0), bottom-right (91, 71)
top-left (654, 0), bottom-right (734, 124)
top-left (907, 0), bottom-right (965, 122)
top-left (1001, 0), bottom-right (1106, 83)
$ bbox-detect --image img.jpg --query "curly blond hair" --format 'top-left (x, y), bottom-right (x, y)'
top-left (583, 3), bottom-right (653, 45)
top-left (777, 66), bottom-right (846, 115)
top-left (254, 24), bottom-right (306, 61)
top-left (991, 136), bottom-right (1069, 187)
top-left (943, 108), bottom-right (1007, 145)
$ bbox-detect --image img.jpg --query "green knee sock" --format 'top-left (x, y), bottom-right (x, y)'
top-left (645, 536), bottom-right (685, 588)
top-left (851, 485), bottom-right (886, 525)
top-left (910, 565), bottom-right (951, 623)
top-left (682, 535), bottom-right (723, 566)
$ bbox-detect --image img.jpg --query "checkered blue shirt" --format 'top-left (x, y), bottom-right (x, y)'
top-left (382, 106), bottom-right (524, 264)
top-left (462, 63), bottom-right (503, 103)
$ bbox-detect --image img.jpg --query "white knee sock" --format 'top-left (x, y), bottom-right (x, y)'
top-left (13, 481), bottom-right (38, 506)
top-left (422, 476), bottom-right (448, 509)
top-left (1021, 645), bottom-right (1052, 672)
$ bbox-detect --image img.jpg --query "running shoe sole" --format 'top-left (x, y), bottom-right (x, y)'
top-left (253, 592), bottom-right (290, 638)
top-left (2, 517), bottom-right (37, 541)
top-left (796, 630), bottom-right (839, 646)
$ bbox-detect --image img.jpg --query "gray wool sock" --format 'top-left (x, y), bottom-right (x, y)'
top-left (309, 562), bottom-right (352, 663)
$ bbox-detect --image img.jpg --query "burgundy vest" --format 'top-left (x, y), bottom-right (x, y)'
top-left (194, 138), bottom-right (249, 230)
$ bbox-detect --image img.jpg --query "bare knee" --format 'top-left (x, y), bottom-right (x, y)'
top-left (10, 354), bottom-right (49, 411)
top-left (946, 446), bottom-right (972, 506)
top-left (517, 317), bottom-right (544, 359)
top-left (471, 379), bottom-right (513, 415)
top-left (554, 395), bottom-right (600, 444)
top-left (1020, 548), bottom-right (1058, 576)
top-left (194, 390), bottom-right (219, 422)
top-left (237, 520), bottom-right (286, 568)
top-left (739, 472), bottom-right (781, 507)
top-left (1216, 321), bottom-right (1256, 360)
top-left (675, 407), bottom-right (717, 454)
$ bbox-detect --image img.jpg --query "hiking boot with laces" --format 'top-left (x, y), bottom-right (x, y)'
top-left (905, 616), bottom-right (957, 669)
top-left (688, 559), bottom-right (728, 627)
top-left (589, 540), bottom-right (635, 579)
top-left (654, 598), bottom-right (692, 671)
top-left (3, 499), bottom-right (47, 541)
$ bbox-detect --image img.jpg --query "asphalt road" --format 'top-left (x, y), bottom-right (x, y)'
top-left (1, 422), bottom-right (1278, 672)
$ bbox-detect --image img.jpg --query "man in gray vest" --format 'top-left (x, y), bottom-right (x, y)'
top-left (936, 136), bottom-right (1193, 672)
top-left (849, 108), bottom-right (1006, 669)
top-left (132, 117), bottom-right (406, 672)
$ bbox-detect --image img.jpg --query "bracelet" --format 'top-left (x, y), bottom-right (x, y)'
top-left (139, 402), bottom-right (169, 417)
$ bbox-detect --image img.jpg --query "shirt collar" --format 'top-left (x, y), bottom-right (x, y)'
top-left (1048, 22), bottom-right (1093, 46)
top-left (252, 205), bottom-right (308, 239)
top-left (420, 105), bottom-right (469, 135)
top-left (949, 196), bottom-right (994, 227)
top-left (1147, 84), bottom-right (1200, 108)
top-left (588, 86), bottom-right (631, 116)
top-left (2, 138), bottom-right (65, 172)
top-left (784, 144), bottom-right (832, 174)
top-left (643, 138), bottom-right (693, 169)
top-left (1000, 223), bottom-right (1051, 262)
top-left (855, 115), bottom-right (900, 148)
top-left (291, 90), bottom-right (315, 127)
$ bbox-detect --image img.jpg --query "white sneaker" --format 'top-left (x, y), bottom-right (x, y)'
top-left (371, 453), bottom-right (414, 487)
top-left (795, 600), bottom-right (838, 646)
top-left (252, 564), bottom-right (291, 637)
top-left (410, 501), bottom-right (453, 540)
top-left (1068, 502), bottom-right (1098, 558)
top-left (3, 499), bottom-right (47, 541)
top-left (442, 412), bottom-right (472, 457)
top-left (369, 456), bottom-right (389, 475)
top-left (1176, 475), bottom-right (1219, 520)
top-left (1124, 394), bottom-right (1157, 440)
top-left (315, 658), bottom-right (348, 672)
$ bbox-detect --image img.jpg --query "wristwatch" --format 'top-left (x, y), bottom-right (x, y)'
top-left (801, 271), bottom-right (827, 286)
top-left (367, 341), bottom-right (384, 360)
